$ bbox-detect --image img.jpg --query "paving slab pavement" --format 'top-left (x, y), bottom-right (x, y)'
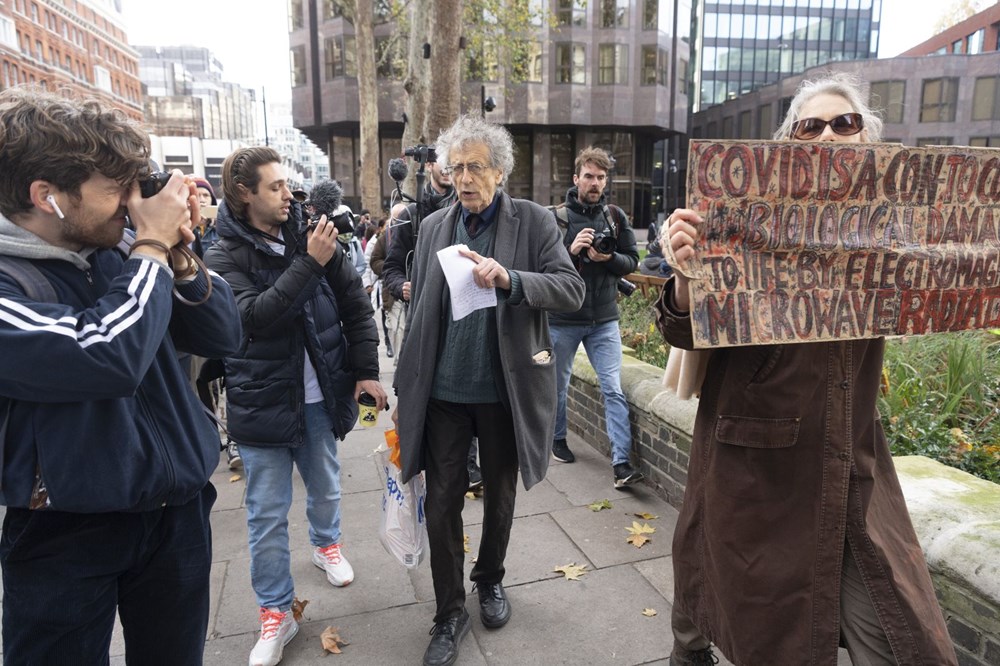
top-left (0, 341), bottom-right (853, 665)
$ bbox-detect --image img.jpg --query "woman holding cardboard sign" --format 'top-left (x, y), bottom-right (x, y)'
top-left (658, 74), bottom-right (957, 666)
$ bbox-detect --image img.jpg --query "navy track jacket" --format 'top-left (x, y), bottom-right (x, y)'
top-left (0, 249), bottom-right (241, 513)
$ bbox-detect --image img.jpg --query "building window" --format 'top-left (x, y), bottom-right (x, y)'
top-left (869, 80), bottom-right (906, 124)
top-left (0, 17), bottom-right (15, 49)
top-left (324, 37), bottom-right (342, 79)
top-left (512, 40), bottom-right (543, 83)
top-left (288, 0), bottom-right (304, 30)
top-left (915, 137), bottom-right (952, 146)
top-left (951, 38), bottom-right (963, 53)
top-left (320, 0), bottom-right (343, 21)
top-left (972, 76), bottom-right (1000, 121)
top-left (550, 132), bottom-right (575, 205)
top-left (642, 0), bottom-right (657, 30)
top-left (598, 44), bottom-right (627, 85)
top-left (93, 65), bottom-right (111, 92)
top-left (507, 133), bottom-right (533, 200)
top-left (601, 0), bottom-right (628, 28)
top-left (969, 136), bottom-right (1000, 147)
top-left (757, 103), bottom-right (773, 139)
top-left (30, 3), bottom-right (37, 22)
top-left (641, 45), bottom-right (656, 85)
top-left (722, 116), bottom-right (734, 139)
top-left (678, 58), bottom-right (688, 92)
top-left (555, 43), bottom-right (585, 84)
top-left (969, 28), bottom-right (985, 54)
top-left (466, 40), bottom-right (498, 82)
top-left (920, 78), bottom-right (958, 122)
top-left (556, 0), bottom-right (586, 27)
top-left (290, 45), bottom-right (306, 87)
top-left (738, 110), bottom-right (752, 139)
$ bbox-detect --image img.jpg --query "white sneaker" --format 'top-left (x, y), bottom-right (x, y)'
top-left (312, 543), bottom-right (354, 586)
top-left (248, 607), bottom-right (298, 666)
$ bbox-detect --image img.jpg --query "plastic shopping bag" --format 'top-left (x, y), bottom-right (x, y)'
top-left (374, 439), bottom-right (428, 569)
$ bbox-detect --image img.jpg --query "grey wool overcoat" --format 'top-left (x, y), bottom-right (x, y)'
top-left (394, 192), bottom-right (585, 490)
top-left (654, 278), bottom-right (957, 666)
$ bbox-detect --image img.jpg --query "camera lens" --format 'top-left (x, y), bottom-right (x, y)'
top-left (139, 171), bottom-right (171, 199)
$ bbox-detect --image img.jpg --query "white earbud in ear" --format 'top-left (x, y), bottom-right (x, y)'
top-left (46, 195), bottom-right (65, 219)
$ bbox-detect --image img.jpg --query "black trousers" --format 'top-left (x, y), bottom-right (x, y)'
top-left (424, 398), bottom-right (518, 623)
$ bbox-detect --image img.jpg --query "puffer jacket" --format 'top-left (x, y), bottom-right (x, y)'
top-left (205, 201), bottom-right (379, 445)
top-left (548, 187), bottom-right (639, 325)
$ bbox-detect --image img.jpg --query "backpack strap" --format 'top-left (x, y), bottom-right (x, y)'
top-left (0, 255), bottom-right (58, 303)
top-left (548, 204), bottom-right (570, 239)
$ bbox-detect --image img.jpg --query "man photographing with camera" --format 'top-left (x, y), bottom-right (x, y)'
top-left (0, 87), bottom-right (241, 663)
top-left (548, 146), bottom-right (641, 488)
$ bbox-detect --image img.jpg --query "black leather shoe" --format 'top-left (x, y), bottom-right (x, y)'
top-left (423, 609), bottom-right (470, 666)
top-left (476, 582), bottom-right (511, 628)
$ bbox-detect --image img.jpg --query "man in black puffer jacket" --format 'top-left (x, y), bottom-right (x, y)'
top-left (548, 146), bottom-right (641, 489)
top-left (205, 147), bottom-right (387, 666)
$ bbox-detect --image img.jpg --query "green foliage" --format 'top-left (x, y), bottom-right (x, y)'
top-left (617, 288), bottom-right (670, 369)
top-left (617, 298), bottom-right (1000, 485)
top-left (880, 332), bottom-right (1000, 484)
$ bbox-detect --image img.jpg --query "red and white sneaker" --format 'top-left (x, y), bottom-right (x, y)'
top-left (312, 542), bottom-right (354, 587)
top-left (248, 607), bottom-right (298, 666)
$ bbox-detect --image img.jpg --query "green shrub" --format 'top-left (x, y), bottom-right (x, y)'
top-left (618, 288), bottom-right (670, 369)
top-left (619, 293), bottom-right (1000, 484)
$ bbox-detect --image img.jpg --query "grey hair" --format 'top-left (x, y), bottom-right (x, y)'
top-left (774, 72), bottom-right (883, 142)
top-left (435, 115), bottom-right (515, 185)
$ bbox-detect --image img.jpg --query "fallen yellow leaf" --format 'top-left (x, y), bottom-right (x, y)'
top-left (553, 562), bottom-right (588, 581)
top-left (463, 534), bottom-right (470, 553)
top-left (588, 499), bottom-right (613, 511)
top-left (633, 512), bottom-right (658, 520)
top-left (229, 474), bottom-right (242, 483)
top-left (626, 521), bottom-right (655, 548)
top-left (642, 608), bottom-right (658, 617)
top-left (320, 626), bottom-right (349, 654)
top-left (291, 597), bottom-right (309, 623)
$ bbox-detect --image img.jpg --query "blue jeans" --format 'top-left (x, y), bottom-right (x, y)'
top-left (241, 402), bottom-right (343, 610)
top-left (1, 485), bottom-right (215, 665)
top-left (550, 320), bottom-right (632, 466)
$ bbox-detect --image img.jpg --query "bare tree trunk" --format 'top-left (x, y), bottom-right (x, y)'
top-left (425, 0), bottom-right (464, 143)
top-left (401, 0), bottom-right (431, 196)
top-left (354, 0), bottom-right (383, 214)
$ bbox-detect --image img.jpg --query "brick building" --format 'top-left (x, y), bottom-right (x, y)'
top-left (0, 0), bottom-right (142, 119)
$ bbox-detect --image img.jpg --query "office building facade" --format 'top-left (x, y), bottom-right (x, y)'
top-left (692, 0), bottom-right (881, 111)
top-left (290, 0), bottom-right (692, 225)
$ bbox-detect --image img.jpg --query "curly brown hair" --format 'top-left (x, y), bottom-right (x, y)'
top-left (574, 146), bottom-right (614, 176)
top-left (221, 146), bottom-right (282, 220)
top-left (0, 87), bottom-right (150, 219)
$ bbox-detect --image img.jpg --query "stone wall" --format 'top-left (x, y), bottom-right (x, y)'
top-left (566, 350), bottom-right (1000, 666)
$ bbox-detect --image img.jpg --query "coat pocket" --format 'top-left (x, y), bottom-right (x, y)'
top-left (709, 415), bottom-right (801, 501)
top-left (715, 415), bottom-right (800, 449)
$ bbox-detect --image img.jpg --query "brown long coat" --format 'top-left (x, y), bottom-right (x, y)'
top-left (655, 282), bottom-right (957, 666)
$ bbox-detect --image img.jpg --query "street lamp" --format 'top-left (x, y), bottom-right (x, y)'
top-left (480, 85), bottom-right (496, 118)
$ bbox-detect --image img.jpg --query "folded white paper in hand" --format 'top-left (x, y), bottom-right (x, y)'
top-left (436, 244), bottom-right (498, 320)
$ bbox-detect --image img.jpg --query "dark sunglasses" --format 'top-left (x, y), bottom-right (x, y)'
top-left (790, 113), bottom-right (864, 140)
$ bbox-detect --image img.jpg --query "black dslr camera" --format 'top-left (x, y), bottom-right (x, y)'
top-left (404, 144), bottom-right (437, 164)
top-left (138, 171), bottom-right (171, 198)
top-left (591, 231), bottom-right (617, 255)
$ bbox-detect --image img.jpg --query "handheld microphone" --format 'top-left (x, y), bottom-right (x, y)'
top-left (46, 195), bottom-right (65, 219)
top-left (306, 179), bottom-right (354, 236)
top-left (388, 157), bottom-right (409, 183)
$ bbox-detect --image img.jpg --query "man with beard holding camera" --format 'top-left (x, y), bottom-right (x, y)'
top-left (205, 147), bottom-right (386, 666)
top-left (0, 88), bottom-right (241, 663)
top-left (548, 147), bottom-right (641, 488)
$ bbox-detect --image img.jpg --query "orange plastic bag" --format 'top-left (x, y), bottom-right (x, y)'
top-left (384, 428), bottom-right (401, 469)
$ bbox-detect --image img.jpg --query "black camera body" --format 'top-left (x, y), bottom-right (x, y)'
top-left (308, 210), bottom-right (355, 236)
top-left (404, 144), bottom-right (437, 164)
top-left (592, 231), bottom-right (617, 255)
top-left (139, 171), bottom-right (171, 199)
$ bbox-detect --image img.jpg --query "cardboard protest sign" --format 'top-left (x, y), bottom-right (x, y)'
top-left (680, 140), bottom-right (1000, 348)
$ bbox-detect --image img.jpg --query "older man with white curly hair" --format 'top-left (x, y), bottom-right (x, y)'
top-left (392, 115), bottom-right (585, 666)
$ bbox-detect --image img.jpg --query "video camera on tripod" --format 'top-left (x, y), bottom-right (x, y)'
top-left (386, 144), bottom-right (438, 237)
